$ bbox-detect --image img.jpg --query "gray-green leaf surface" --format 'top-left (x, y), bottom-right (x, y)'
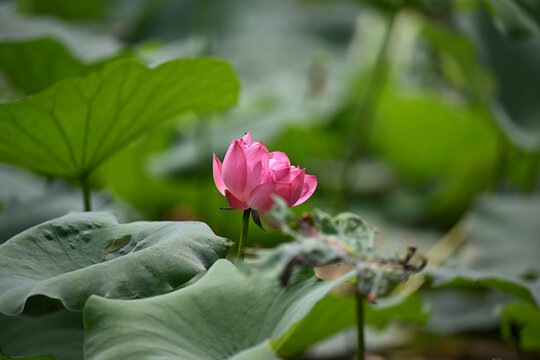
top-left (83, 259), bottom-right (356, 360)
top-left (0, 212), bottom-right (230, 315)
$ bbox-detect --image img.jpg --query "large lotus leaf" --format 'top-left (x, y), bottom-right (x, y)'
top-left (0, 212), bottom-right (230, 315)
top-left (0, 309), bottom-right (83, 360)
top-left (83, 259), bottom-right (357, 360)
top-left (0, 57), bottom-right (239, 179)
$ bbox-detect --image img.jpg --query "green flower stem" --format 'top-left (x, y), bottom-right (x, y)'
top-left (356, 289), bottom-right (365, 360)
top-left (81, 175), bottom-right (91, 212)
top-left (337, 9), bottom-right (398, 209)
top-left (196, 0), bottom-right (212, 55)
top-left (237, 208), bottom-right (251, 260)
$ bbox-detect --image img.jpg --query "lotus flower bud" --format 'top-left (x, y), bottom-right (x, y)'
top-left (213, 132), bottom-right (317, 212)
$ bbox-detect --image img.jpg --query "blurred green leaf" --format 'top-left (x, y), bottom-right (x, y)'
top-left (452, 195), bottom-right (540, 276)
top-left (465, 9), bottom-right (540, 152)
top-left (482, 0), bottom-right (540, 38)
top-left (422, 287), bottom-right (513, 334)
top-left (371, 87), bottom-right (498, 183)
top-left (501, 302), bottom-right (540, 352)
top-left (331, 0), bottom-right (453, 13)
top-left (269, 124), bottom-right (343, 170)
top-left (84, 260), bottom-right (354, 359)
top-left (270, 293), bottom-right (356, 359)
top-left (429, 270), bottom-right (539, 307)
top-left (421, 23), bottom-right (494, 105)
top-left (0, 351), bottom-right (54, 360)
top-left (0, 211), bottom-right (230, 315)
top-left (0, 58), bottom-right (239, 179)
top-left (272, 292), bottom-right (427, 358)
top-left (0, 38), bottom-right (132, 95)
top-left (0, 38), bottom-right (84, 94)
top-left (424, 13), bottom-right (540, 194)
top-left (370, 87), bottom-right (498, 219)
top-left (366, 293), bottom-right (429, 329)
top-left (428, 195), bottom-right (540, 306)
top-left (419, 20), bottom-right (540, 185)
top-left (148, 97), bottom-right (287, 176)
top-left (0, 309), bottom-right (82, 360)
top-left (0, 3), bottom-right (121, 63)
top-left (17, 0), bottom-right (107, 20)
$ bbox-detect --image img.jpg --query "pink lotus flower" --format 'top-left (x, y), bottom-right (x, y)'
top-left (213, 132), bottom-right (317, 213)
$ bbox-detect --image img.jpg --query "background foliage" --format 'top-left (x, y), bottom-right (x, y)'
top-left (0, 0), bottom-right (539, 359)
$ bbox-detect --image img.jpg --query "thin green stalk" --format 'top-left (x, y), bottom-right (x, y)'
top-left (237, 209), bottom-right (251, 260)
top-left (489, 133), bottom-right (509, 192)
top-left (337, 10), bottom-right (398, 209)
top-left (196, 0), bottom-right (212, 55)
top-left (352, 10), bottom-right (397, 153)
top-left (356, 289), bottom-right (365, 360)
top-left (81, 176), bottom-right (91, 211)
top-left (196, 118), bottom-right (212, 217)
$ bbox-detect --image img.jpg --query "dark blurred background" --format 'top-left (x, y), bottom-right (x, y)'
top-left (1, 0), bottom-right (539, 358)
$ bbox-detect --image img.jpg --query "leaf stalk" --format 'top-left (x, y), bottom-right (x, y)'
top-left (337, 9), bottom-right (398, 209)
top-left (237, 208), bottom-right (251, 260)
top-left (356, 288), bottom-right (365, 360)
top-left (81, 175), bottom-right (91, 211)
